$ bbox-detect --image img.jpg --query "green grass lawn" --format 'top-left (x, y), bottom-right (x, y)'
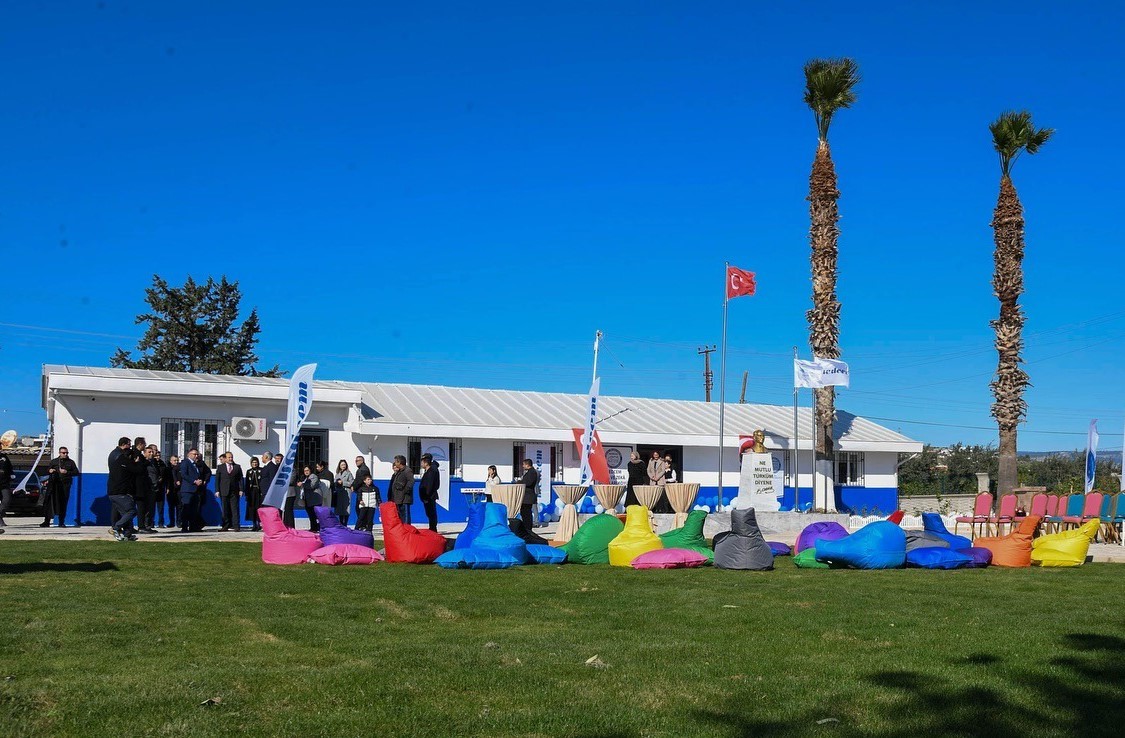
top-left (1, 541), bottom-right (1122, 737)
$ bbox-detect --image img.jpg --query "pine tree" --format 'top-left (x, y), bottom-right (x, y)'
top-left (111, 275), bottom-right (283, 377)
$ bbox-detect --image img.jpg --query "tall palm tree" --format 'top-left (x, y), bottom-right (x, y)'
top-left (989, 111), bottom-right (1053, 494)
top-left (803, 57), bottom-right (859, 508)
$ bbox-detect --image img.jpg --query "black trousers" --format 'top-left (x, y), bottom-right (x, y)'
top-left (154, 487), bottom-right (166, 526)
top-left (396, 502), bottom-right (411, 525)
top-left (179, 491), bottom-right (199, 531)
top-left (283, 497), bottom-right (296, 528)
top-left (519, 503), bottom-right (535, 537)
top-left (422, 499), bottom-right (438, 531)
top-left (355, 507), bottom-right (375, 531)
top-left (43, 484), bottom-right (71, 525)
top-left (108, 494), bottom-right (137, 532)
top-left (165, 491), bottom-right (179, 528)
top-left (220, 494), bottom-right (241, 530)
top-left (0, 487), bottom-right (11, 523)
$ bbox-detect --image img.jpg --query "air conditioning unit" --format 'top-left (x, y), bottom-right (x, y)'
top-left (231, 417), bottom-right (268, 441)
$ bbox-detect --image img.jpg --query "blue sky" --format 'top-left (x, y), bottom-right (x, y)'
top-left (1, 1), bottom-right (1123, 451)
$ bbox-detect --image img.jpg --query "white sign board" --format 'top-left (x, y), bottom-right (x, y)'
top-left (420, 438), bottom-right (451, 510)
top-left (525, 443), bottom-right (552, 504)
top-left (603, 445), bottom-right (631, 485)
top-left (736, 452), bottom-right (783, 512)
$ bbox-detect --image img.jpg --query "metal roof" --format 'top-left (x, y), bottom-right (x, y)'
top-left (42, 365), bottom-right (919, 449)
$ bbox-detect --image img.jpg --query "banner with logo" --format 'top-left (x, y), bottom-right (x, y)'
top-left (262, 363), bottom-right (316, 509)
top-left (1084, 419), bottom-right (1098, 494)
top-left (794, 357), bottom-right (850, 389)
top-left (602, 445), bottom-right (631, 485)
top-left (420, 438), bottom-right (451, 509)
top-left (577, 377), bottom-right (601, 486)
top-left (524, 442), bottom-right (552, 505)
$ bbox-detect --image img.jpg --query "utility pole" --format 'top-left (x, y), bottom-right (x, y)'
top-left (697, 345), bottom-right (716, 402)
top-left (739, 371), bottom-right (748, 404)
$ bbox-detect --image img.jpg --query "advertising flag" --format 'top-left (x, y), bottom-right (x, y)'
top-left (262, 363), bottom-right (317, 509)
top-left (572, 427), bottom-right (610, 485)
top-left (577, 377), bottom-right (601, 486)
top-left (794, 357), bottom-right (850, 389)
top-left (1084, 419), bottom-right (1099, 494)
top-left (726, 266), bottom-right (756, 299)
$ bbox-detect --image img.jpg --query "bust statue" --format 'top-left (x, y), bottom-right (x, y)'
top-left (749, 429), bottom-right (766, 454)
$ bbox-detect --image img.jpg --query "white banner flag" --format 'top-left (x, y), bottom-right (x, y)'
top-left (262, 363), bottom-right (317, 510)
top-left (1084, 419), bottom-right (1098, 494)
top-left (794, 357), bottom-right (850, 389)
top-left (15, 432), bottom-right (51, 492)
top-left (578, 377), bottom-right (600, 487)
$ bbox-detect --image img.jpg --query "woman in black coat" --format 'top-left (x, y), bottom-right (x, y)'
top-left (625, 451), bottom-right (647, 507)
top-left (244, 456), bottom-right (264, 532)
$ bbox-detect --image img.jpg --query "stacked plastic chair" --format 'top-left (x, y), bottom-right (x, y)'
top-left (954, 493), bottom-right (994, 538)
top-left (313, 506), bottom-right (375, 549)
top-left (380, 502), bottom-right (447, 564)
top-left (712, 507), bottom-right (774, 571)
top-left (608, 505), bottom-right (663, 567)
top-left (1030, 519), bottom-right (1100, 567)
top-left (259, 507), bottom-right (322, 565)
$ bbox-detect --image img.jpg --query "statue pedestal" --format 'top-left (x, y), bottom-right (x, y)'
top-left (735, 452), bottom-right (783, 512)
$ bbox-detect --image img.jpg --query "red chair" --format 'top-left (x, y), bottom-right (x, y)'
top-left (1013, 493), bottom-right (1048, 528)
top-left (380, 502), bottom-right (447, 563)
top-left (1045, 494), bottom-right (1066, 533)
top-left (955, 493), bottom-right (994, 539)
top-left (988, 494), bottom-right (1018, 535)
top-left (1061, 492), bottom-right (1102, 531)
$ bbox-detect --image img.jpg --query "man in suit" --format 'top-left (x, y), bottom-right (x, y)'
top-left (107, 437), bottom-right (138, 541)
top-left (419, 453), bottom-right (440, 532)
top-left (41, 446), bottom-right (79, 528)
top-left (388, 455), bottom-right (414, 524)
top-left (193, 455), bottom-right (212, 531)
top-left (215, 452), bottom-right (244, 532)
top-left (163, 454), bottom-right (182, 529)
top-left (353, 455), bottom-right (370, 517)
top-left (519, 458), bottom-right (539, 538)
top-left (179, 448), bottom-right (207, 533)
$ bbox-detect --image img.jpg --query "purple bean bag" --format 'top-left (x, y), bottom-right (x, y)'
top-left (795, 521), bottom-right (849, 554)
top-left (313, 506), bottom-right (376, 549)
top-left (960, 547), bottom-right (992, 568)
top-left (767, 541), bottom-right (792, 556)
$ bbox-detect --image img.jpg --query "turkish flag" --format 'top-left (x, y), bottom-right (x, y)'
top-left (572, 428), bottom-right (611, 484)
top-left (727, 266), bottom-right (756, 299)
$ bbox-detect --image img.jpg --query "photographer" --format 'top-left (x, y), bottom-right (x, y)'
top-left (40, 447), bottom-right (79, 528)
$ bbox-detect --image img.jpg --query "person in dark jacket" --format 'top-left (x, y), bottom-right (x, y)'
top-left (244, 455), bottom-right (264, 532)
top-left (130, 437), bottom-right (156, 533)
top-left (388, 455), bottom-right (414, 524)
top-left (419, 453), bottom-right (440, 532)
top-left (107, 437), bottom-right (138, 540)
top-left (179, 448), bottom-right (209, 533)
top-left (163, 455), bottom-right (182, 529)
top-left (41, 447), bottom-right (79, 528)
top-left (142, 446), bottom-right (162, 531)
top-left (0, 449), bottom-right (12, 533)
top-left (215, 452), bottom-right (244, 532)
top-left (193, 456), bottom-right (212, 532)
top-left (151, 450), bottom-right (168, 527)
top-left (352, 455), bottom-right (371, 521)
top-left (625, 451), bottom-right (646, 508)
top-left (519, 458), bottom-right (539, 538)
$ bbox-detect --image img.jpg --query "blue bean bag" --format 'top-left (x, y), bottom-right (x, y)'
top-left (767, 541), bottom-right (792, 556)
top-left (815, 521), bottom-right (906, 569)
top-left (906, 546), bottom-right (974, 569)
top-left (922, 512), bottom-right (973, 550)
top-left (469, 503), bottom-right (529, 564)
top-left (435, 549), bottom-right (524, 569)
top-left (961, 547), bottom-right (992, 568)
top-left (526, 544), bottom-right (567, 565)
top-left (455, 502), bottom-right (486, 549)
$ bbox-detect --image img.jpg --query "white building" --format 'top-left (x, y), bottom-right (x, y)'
top-left (42, 365), bottom-right (921, 525)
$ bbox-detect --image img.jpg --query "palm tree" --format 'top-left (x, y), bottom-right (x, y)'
top-left (803, 57), bottom-right (859, 509)
top-left (988, 111), bottom-right (1053, 494)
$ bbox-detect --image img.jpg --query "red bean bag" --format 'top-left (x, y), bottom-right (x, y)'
top-left (380, 502), bottom-right (447, 563)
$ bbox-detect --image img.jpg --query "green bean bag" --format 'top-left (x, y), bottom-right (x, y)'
top-left (561, 514), bottom-right (625, 564)
top-left (793, 547), bottom-right (830, 569)
top-left (659, 510), bottom-right (714, 562)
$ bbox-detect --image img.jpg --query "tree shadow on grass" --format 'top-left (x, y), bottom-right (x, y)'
top-left (0, 562), bottom-right (119, 574)
top-left (687, 631), bottom-right (1124, 737)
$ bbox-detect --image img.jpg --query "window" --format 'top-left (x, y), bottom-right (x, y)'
top-left (512, 442), bottom-right (565, 482)
top-left (407, 438), bottom-right (463, 478)
top-left (161, 418), bottom-right (224, 467)
top-left (836, 451), bottom-right (865, 486)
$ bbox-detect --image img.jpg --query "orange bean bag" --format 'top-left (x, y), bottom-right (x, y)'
top-left (973, 515), bottom-right (1041, 568)
top-left (380, 502), bottom-right (447, 563)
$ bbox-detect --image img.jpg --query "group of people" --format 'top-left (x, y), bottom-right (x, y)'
top-left (625, 450), bottom-right (677, 512)
top-left (0, 447), bottom-right (81, 534)
top-left (482, 458), bottom-right (541, 536)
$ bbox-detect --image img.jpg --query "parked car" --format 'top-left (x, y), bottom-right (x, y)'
top-left (6, 470), bottom-right (43, 515)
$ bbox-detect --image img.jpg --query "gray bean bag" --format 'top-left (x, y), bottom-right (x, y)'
top-left (713, 507), bottom-right (774, 571)
top-left (904, 530), bottom-right (951, 552)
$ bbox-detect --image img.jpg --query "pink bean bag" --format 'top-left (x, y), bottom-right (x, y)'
top-left (259, 507), bottom-right (322, 565)
top-left (307, 544), bottom-right (383, 565)
top-left (381, 502), bottom-right (447, 564)
top-left (631, 548), bottom-right (709, 569)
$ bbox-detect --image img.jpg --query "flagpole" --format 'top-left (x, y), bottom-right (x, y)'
top-left (811, 386), bottom-right (818, 512)
top-left (792, 346), bottom-right (799, 513)
top-left (592, 330), bottom-right (602, 385)
top-left (717, 263), bottom-right (729, 513)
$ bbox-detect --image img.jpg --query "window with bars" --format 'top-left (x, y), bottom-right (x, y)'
top-left (836, 451), bottom-right (865, 486)
top-left (406, 438), bottom-right (463, 478)
top-left (512, 442), bottom-right (565, 482)
top-left (161, 418), bottom-right (224, 467)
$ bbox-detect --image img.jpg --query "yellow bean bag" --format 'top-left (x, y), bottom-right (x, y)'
top-left (608, 505), bottom-right (663, 567)
top-left (1031, 519), bottom-right (1100, 567)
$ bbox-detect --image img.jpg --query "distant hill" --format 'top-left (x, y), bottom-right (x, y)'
top-left (1021, 450), bottom-right (1122, 463)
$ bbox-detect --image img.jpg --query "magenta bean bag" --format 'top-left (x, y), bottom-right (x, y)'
top-left (307, 544), bottom-right (383, 565)
top-left (631, 548), bottom-right (709, 569)
top-left (259, 507), bottom-right (322, 565)
top-left (795, 521), bottom-right (849, 554)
